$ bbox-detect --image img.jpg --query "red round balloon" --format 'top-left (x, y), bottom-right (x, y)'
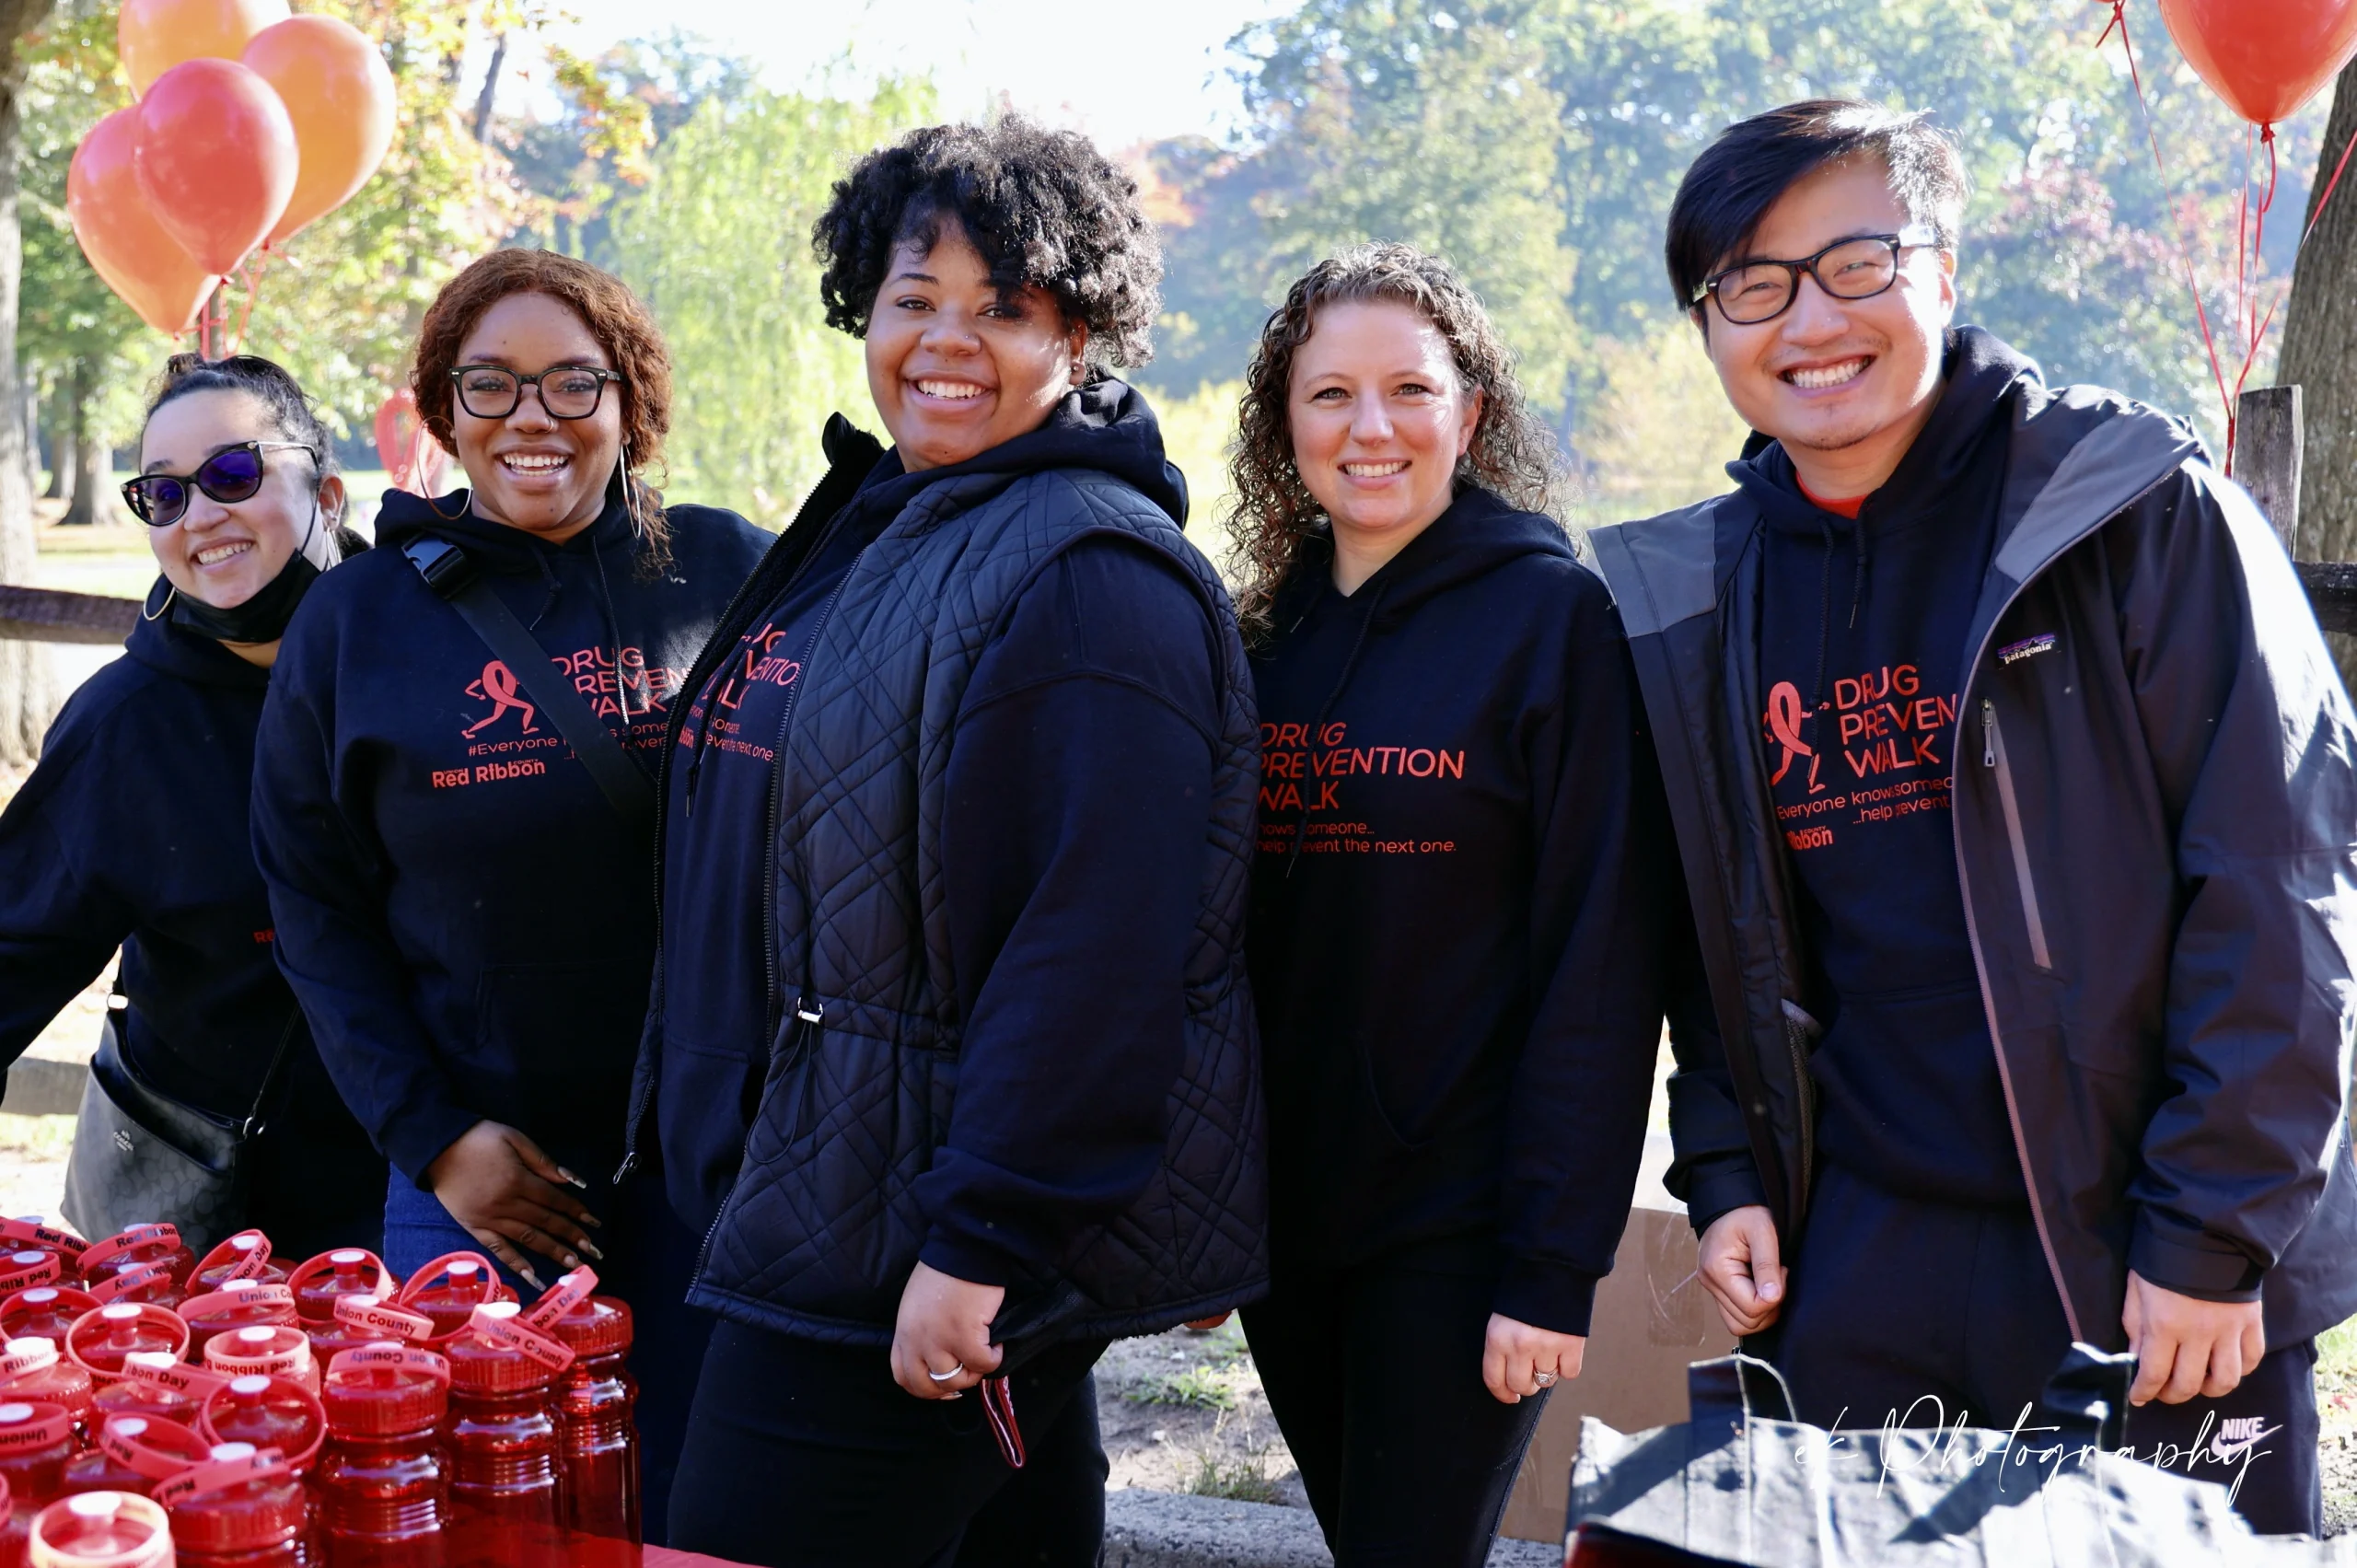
top-left (131, 57), bottom-right (296, 275)
top-left (373, 388), bottom-right (450, 496)
top-left (2157, 0), bottom-right (2357, 124)
top-left (66, 107), bottom-right (220, 334)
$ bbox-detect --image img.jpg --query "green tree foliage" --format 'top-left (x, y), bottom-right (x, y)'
top-left (604, 76), bottom-right (934, 524)
top-left (1155, 0), bottom-right (2323, 482)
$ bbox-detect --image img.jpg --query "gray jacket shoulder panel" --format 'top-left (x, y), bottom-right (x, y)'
top-left (1588, 497), bottom-right (1739, 639)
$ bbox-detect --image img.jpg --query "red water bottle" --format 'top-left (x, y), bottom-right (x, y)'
top-left (315, 1344), bottom-right (449, 1566)
top-left (197, 1378), bottom-right (322, 1481)
top-left (443, 1302), bottom-right (569, 1554)
top-left (392, 1257), bottom-right (510, 1342)
top-left (24, 1491), bottom-right (169, 1568)
top-left (0, 1408), bottom-right (73, 1518)
top-left (156, 1444), bottom-right (304, 1568)
top-left (0, 1475), bottom-right (28, 1567)
top-left (174, 1288), bottom-right (294, 1366)
top-left (0, 1298), bottom-right (97, 1353)
top-left (0, 1346), bottom-right (90, 1447)
top-left (73, 1231), bottom-right (191, 1299)
top-left (287, 1251), bottom-right (395, 1326)
top-left (525, 1272), bottom-right (637, 1542)
top-left (187, 1236), bottom-right (284, 1298)
top-left (0, 1225), bottom-right (85, 1302)
top-left (60, 1417), bottom-right (209, 1500)
top-left (306, 1296), bottom-right (429, 1368)
top-left (88, 1359), bottom-right (215, 1434)
top-left (64, 1311), bottom-right (187, 1388)
top-left (200, 1333), bottom-right (312, 1398)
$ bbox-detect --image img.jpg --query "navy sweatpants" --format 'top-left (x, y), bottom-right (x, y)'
top-left (1774, 1162), bottom-right (2321, 1536)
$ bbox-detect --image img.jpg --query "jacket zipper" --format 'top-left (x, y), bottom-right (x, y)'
top-left (1980, 699), bottom-right (2054, 970)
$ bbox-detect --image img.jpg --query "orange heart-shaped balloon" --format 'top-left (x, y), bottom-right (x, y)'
top-left (118, 0), bottom-right (290, 98)
top-left (242, 16), bottom-right (396, 245)
top-left (2157, 0), bottom-right (2357, 124)
top-left (132, 58), bottom-right (297, 276)
top-left (66, 107), bottom-right (220, 334)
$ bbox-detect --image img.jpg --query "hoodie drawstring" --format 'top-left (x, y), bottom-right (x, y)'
top-left (1808, 511), bottom-right (1874, 725)
top-left (1283, 579), bottom-right (1389, 881)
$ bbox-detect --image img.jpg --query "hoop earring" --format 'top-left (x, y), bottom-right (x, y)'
top-left (426, 488), bottom-right (468, 523)
top-left (620, 442), bottom-right (644, 541)
top-left (140, 578), bottom-right (176, 622)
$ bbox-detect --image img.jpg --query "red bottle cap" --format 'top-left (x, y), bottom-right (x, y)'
top-left (202, 1328), bottom-right (313, 1390)
top-left (154, 1444), bottom-right (302, 1553)
top-left (286, 1249), bottom-right (398, 1324)
top-left (527, 1271), bottom-right (633, 1363)
top-left (74, 1228), bottom-right (191, 1292)
top-left (1, 1292), bottom-right (99, 1348)
top-left (446, 1302), bottom-right (570, 1396)
top-left (197, 1376), bottom-right (323, 1473)
top-left (27, 1490), bottom-right (170, 1566)
top-left (64, 1309), bottom-right (187, 1383)
top-left (88, 1415), bottom-right (212, 1481)
top-left (188, 1233), bottom-right (284, 1296)
top-left (321, 1345), bottom-right (448, 1437)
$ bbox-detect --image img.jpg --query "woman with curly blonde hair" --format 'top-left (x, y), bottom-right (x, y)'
top-left (252, 249), bottom-right (768, 1538)
top-left (1231, 242), bottom-right (1676, 1565)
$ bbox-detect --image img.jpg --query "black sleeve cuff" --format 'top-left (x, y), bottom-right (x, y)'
top-left (1492, 1254), bottom-right (1604, 1337)
top-left (1676, 1154), bottom-right (1770, 1238)
top-left (2128, 1209), bottom-right (2264, 1303)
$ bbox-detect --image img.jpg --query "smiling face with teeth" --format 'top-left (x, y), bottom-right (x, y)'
top-left (865, 220), bottom-right (1086, 472)
top-left (452, 292), bottom-right (624, 543)
top-left (1698, 157), bottom-right (1956, 503)
top-left (1286, 299), bottom-right (1483, 597)
top-left (140, 389), bottom-right (341, 656)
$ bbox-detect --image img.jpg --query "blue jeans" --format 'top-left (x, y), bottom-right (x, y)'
top-left (381, 1167), bottom-right (716, 1545)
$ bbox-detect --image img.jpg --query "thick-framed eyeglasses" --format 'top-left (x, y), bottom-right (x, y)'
top-left (1692, 226), bottom-right (1942, 327)
top-left (449, 364), bottom-right (624, 421)
top-left (122, 441), bottom-right (319, 528)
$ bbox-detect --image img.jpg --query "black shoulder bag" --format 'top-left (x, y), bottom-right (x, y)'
top-left (401, 536), bottom-right (653, 821)
top-left (61, 993), bottom-right (301, 1254)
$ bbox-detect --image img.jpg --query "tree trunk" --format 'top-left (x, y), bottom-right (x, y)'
top-left (0, 0), bottom-right (57, 765)
top-left (60, 415), bottom-right (108, 527)
top-left (42, 421), bottom-right (69, 501)
top-left (19, 381), bottom-right (35, 500)
top-left (2278, 60), bottom-right (2357, 691)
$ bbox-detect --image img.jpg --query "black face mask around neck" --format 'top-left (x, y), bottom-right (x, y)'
top-left (164, 505), bottom-right (327, 646)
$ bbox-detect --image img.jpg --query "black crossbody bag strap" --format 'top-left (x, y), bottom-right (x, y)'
top-left (239, 1005), bottom-right (304, 1141)
top-left (401, 536), bottom-right (655, 822)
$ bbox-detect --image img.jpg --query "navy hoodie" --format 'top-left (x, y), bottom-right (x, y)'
top-left (1743, 327), bottom-right (2035, 1206)
top-left (252, 492), bottom-right (768, 1183)
top-left (648, 383), bottom-right (1227, 1291)
top-left (0, 606), bottom-right (382, 1217)
top-left (1246, 489), bottom-right (1670, 1335)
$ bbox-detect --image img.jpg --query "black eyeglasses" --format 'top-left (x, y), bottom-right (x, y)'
top-left (1692, 226), bottom-right (1942, 326)
top-left (449, 364), bottom-right (624, 421)
top-left (122, 441), bottom-right (319, 528)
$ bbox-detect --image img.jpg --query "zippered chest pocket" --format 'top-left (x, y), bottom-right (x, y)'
top-left (1980, 700), bottom-right (2054, 971)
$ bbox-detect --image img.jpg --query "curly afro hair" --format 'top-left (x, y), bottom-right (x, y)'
top-left (813, 116), bottom-right (1162, 370)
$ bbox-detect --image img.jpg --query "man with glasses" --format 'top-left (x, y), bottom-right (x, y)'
top-left (1587, 99), bottom-right (2357, 1533)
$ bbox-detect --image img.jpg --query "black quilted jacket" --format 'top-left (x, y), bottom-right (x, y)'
top-left (624, 396), bottom-right (1269, 1351)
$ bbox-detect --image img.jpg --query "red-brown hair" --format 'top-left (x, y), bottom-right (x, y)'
top-left (410, 249), bottom-right (675, 562)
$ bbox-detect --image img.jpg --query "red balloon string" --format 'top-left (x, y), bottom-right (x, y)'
top-left (2093, 1), bottom-right (2234, 462)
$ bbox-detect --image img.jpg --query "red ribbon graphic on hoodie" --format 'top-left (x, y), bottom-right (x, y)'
top-left (462, 659), bottom-right (540, 738)
top-left (1764, 679), bottom-right (1823, 795)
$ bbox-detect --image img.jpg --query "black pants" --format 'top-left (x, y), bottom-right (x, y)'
top-left (1777, 1162), bottom-right (2321, 1536)
top-left (1242, 1237), bottom-right (1548, 1567)
top-left (667, 1319), bottom-right (1110, 1567)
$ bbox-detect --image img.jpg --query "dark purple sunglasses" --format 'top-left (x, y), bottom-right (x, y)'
top-left (122, 440), bottom-right (318, 528)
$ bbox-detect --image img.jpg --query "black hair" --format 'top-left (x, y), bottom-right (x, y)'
top-left (141, 353), bottom-right (338, 481)
top-left (1665, 99), bottom-right (1969, 317)
top-left (812, 116), bottom-right (1162, 369)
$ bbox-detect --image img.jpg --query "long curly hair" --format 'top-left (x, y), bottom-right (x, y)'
top-left (811, 116), bottom-right (1161, 371)
top-left (410, 249), bottom-right (676, 565)
top-left (1225, 243), bottom-right (1564, 642)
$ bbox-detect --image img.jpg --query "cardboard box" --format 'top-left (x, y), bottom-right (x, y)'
top-left (1499, 1136), bottom-right (1736, 1544)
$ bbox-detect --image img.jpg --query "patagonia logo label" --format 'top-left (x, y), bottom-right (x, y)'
top-left (1998, 633), bottom-right (2057, 666)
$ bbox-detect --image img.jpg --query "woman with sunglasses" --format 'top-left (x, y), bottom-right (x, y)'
top-left (250, 249), bottom-right (766, 1537)
top-left (0, 353), bottom-right (386, 1258)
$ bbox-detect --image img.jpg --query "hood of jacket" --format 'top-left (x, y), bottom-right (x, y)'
top-left (1271, 485), bottom-right (1573, 633)
top-left (374, 484), bottom-right (642, 576)
top-left (122, 599), bottom-right (272, 692)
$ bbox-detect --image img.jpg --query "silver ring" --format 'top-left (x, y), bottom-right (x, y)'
top-left (1532, 1371), bottom-right (1559, 1388)
top-left (926, 1363), bottom-right (966, 1383)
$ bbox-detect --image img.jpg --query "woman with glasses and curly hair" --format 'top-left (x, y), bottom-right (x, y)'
top-left (1229, 243), bottom-right (1675, 1565)
top-left (250, 249), bottom-right (768, 1537)
top-left (642, 117), bottom-right (1263, 1565)
top-left (0, 353), bottom-right (384, 1259)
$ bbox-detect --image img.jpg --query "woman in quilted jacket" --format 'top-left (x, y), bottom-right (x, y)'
top-left (641, 117), bottom-right (1266, 1565)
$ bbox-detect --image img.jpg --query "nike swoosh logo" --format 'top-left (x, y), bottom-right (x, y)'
top-left (2207, 1424), bottom-right (2282, 1464)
